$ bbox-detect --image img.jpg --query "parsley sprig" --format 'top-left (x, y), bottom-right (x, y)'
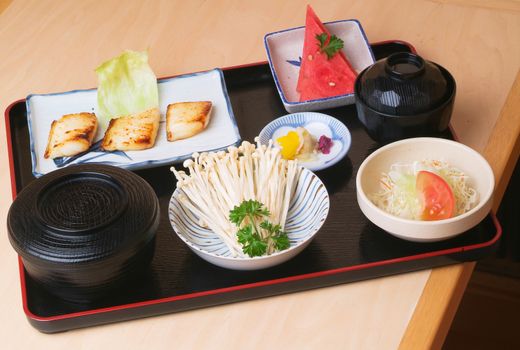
top-left (315, 33), bottom-right (344, 59)
top-left (229, 200), bottom-right (290, 257)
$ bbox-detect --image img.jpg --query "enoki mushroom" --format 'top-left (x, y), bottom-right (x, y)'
top-left (171, 138), bottom-right (301, 257)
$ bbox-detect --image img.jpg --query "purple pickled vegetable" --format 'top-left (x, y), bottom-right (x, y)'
top-left (318, 135), bottom-right (333, 154)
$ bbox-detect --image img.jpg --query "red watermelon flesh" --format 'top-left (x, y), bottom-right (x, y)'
top-left (296, 6), bottom-right (357, 102)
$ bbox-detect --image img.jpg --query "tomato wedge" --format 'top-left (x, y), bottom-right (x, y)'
top-left (416, 170), bottom-right (455, 220)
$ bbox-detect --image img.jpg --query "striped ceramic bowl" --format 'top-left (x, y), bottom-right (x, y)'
top-left (258, 112), bottom-right (351, 171)
top-left (168, 167), bottom-right (329, 270)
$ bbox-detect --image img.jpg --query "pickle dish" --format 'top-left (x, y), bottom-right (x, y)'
top-left (258, 112), bottom-right (351, 171)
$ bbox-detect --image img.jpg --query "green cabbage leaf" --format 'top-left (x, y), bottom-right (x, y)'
top-left (95, 50), bottom-right (158, 128)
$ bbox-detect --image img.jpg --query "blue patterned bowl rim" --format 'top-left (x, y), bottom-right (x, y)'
top-left (258, 112), bottom-right (352, 171)
top-left (168, 166), bottom-right (330, 261)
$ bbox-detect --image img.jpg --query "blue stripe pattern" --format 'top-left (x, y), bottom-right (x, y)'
top-left (168, 167), bottom-right (329, 260)
top-left (258, 112), bottom-right (351, 171)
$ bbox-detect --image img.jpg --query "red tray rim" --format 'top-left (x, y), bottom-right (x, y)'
top-left (4, 40), bottom-right (501, 323)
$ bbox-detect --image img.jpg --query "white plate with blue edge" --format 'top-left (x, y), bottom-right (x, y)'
top-left (264, 19), bottom-right (375, 113)
top-left (258, 112), bottom-right (351, 171)
top-left (169, 167), bottom-right (330, 270)
top-left (26, 68), bottom-right (241, 177)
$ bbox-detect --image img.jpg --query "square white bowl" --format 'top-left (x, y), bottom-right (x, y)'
top-left (264, 19), bottom-right (375, 113)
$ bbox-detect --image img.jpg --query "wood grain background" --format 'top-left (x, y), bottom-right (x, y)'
top-left (0, 1), bottom-right (518, 349)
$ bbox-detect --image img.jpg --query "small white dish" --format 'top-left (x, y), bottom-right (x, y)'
top-left (26, 69), bottom-right (241, 177)
top-left (264, 19), bottom-right (375, 113)
top-left (356, 138), bottom-right (495, 242)
top-left (258, 112), bottom-right (351, 171)
top-left (169, 167), bottom-right (330, 270)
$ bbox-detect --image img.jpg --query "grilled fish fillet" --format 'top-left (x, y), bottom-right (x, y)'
top-left (166, 101), bottom-right (212, 141)
top-left (44, 113), bottom-right (98, 159)
top-left (101, 108), bottom-right (160, 151)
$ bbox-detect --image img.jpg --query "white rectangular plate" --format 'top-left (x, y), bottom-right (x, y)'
top-left (27, 69), bottom-right (241, 177)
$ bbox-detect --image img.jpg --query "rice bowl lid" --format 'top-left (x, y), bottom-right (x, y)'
top-left (7, 164), bottom-right (159, 265)
top-left (356, 52), bottom-right (453, 115)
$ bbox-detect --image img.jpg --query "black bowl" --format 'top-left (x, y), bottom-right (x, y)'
top-left (7, 164), bottom-right (160, 303)
top-left (354, 53), bottom-right (456, 144)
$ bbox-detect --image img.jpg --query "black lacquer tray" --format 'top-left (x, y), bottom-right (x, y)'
top-left (5, 41), bottom-right (501, 333)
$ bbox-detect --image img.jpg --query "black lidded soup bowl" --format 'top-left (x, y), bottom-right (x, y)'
top-left (354, 52), bottom-right (456, 144)
top-left (7, 164), bottom-right (159, 303)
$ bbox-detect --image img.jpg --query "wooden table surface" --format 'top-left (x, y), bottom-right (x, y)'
top-left (0, 1), bottom-right (518, 349)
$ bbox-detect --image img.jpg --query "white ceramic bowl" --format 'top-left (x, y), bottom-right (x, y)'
top-left (169, 167), bottom-right (330, 270)
top-left (356, 138), bottom-right (494, 242)
top-left (264, 19), bottom-right (375, 113)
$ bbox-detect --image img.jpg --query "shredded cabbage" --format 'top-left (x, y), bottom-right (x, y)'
top-left (370, 160), bottom-right (478, 220)
top-left (95, 50), bottom-right (159, 129)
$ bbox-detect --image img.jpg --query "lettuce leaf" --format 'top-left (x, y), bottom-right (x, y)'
top-left (95, 50), bottom-right (159, 128)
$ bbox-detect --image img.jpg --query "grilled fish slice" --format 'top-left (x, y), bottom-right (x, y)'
top-left (100, 108), bottom-right (160, 151)
top-left (44, 112), bottom-right (98, 159)
top-left (166, 101), bottom-right (212, 141)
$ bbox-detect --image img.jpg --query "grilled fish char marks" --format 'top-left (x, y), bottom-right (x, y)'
top-left (44, 112), bottom-right (98, 159)
top-left (100, 108), bottom-right (160, 151)
top-left (166, 101), bottom-right (212, 141)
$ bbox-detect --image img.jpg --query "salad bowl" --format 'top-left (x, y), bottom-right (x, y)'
top-left (356, 138), bottom-right (494, 242)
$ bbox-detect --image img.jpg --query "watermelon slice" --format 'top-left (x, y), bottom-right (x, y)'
top-left (296, 6), bottom-right (357, 102)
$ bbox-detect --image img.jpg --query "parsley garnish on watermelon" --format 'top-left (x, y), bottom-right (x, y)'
top-left (316, 33), bottom-right (344, 59)
top-left (296, 5), bottom-right (357, 102)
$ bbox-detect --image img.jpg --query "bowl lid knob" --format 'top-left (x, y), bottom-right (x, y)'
top-left (385, 52), bottom-right (425, 80)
